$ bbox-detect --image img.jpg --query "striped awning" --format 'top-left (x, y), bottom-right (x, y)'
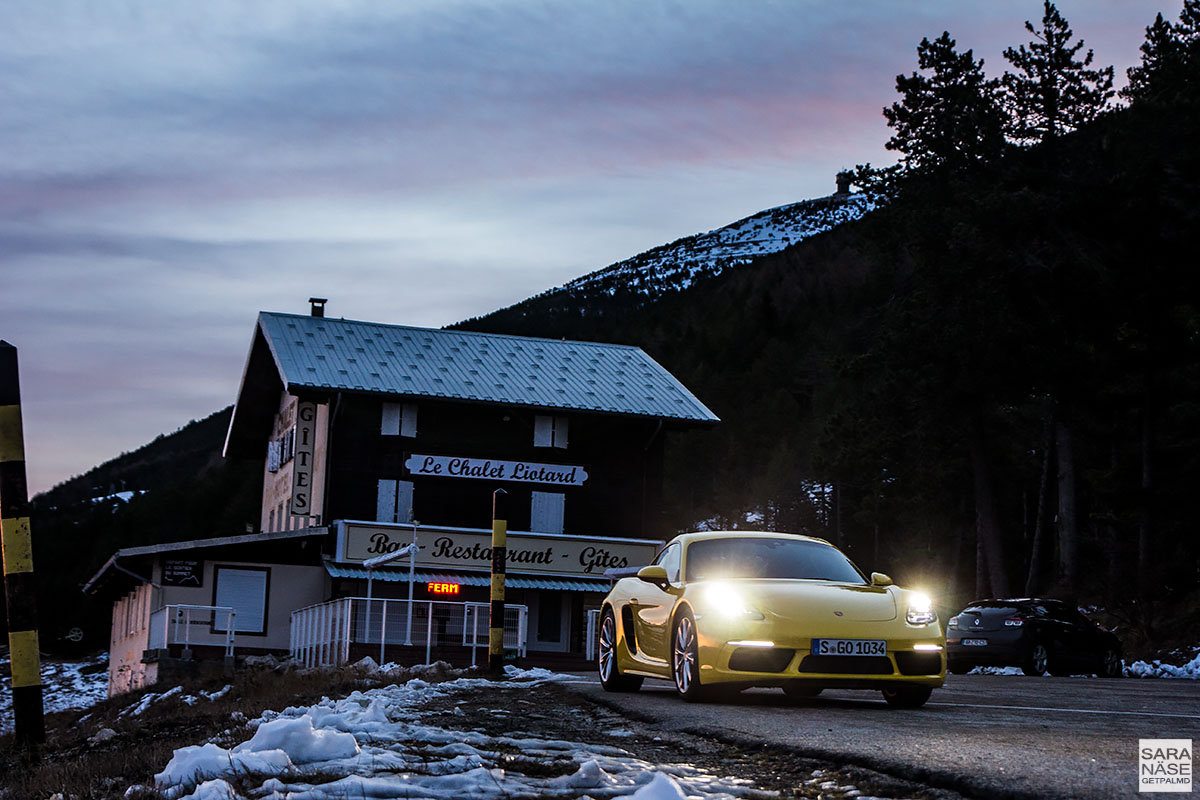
top-left (324, 563), bottom-right (610, 592)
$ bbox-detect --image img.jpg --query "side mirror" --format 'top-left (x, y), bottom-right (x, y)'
top-left (637, 565), bottom-right (669, 584)
top-left (870, 572), bottom-right (893, 587)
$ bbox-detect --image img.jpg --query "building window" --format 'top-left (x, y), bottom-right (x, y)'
top-left (377, 479), bottom-right (415, 523)
top-left (533, 415), bottom-right (568, 449)
top-left (267, 429), bottom-right (295, 472)
top-left (530, 491), bottom-right (565, 534)
top-left (212, 566), bottom-right (270, 635)
top-left (382, 402), bottom-right (418, 437)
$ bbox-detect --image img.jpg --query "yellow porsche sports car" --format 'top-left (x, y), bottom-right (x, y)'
top-left (598, 531), bottom-right (945, 707)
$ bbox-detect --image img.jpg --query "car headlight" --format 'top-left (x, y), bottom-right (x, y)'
top-left (704, 582), bottom-right (764, 620)
top-left (906, 592), bottom-right (937, 625)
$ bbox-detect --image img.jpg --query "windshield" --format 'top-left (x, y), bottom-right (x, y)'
top-left (684, 537), bottom-right (867, 583)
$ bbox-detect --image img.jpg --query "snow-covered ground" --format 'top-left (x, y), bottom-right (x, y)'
top-left (1126, 650), bottom-right (1200, 678)
top-left (5, 645), bottom-right (1199, 799)
top-left (965, 649), bottom-right (1200, 678)
top-left (0, 650), bottom-right (108, 735)
top-left (139, 664), bottom-right (795, 800)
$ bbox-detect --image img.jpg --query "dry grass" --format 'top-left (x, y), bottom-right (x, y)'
top-left (0, 660), bottom-right (467, 800)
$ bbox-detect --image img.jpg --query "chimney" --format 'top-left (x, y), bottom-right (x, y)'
top-left (835, 172), bottom-right (852, 196)
top-left (309, 297), bottom-right (327, 318)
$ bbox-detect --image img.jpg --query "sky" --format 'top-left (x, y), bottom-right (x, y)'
top-left (0, 0), bottom-right (1178, 497)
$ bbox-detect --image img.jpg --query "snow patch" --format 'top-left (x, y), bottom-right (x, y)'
top-left (152, 670), bottom-right (773, 800)
top-left (1126, 650), bottom-right (1200, 679)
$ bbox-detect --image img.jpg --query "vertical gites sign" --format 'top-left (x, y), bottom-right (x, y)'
top-left (290, 401), bottom-right (317, 517)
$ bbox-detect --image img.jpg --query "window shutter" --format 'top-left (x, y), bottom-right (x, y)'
top-left (213, 568), bottom-right (268, 633)
top-left (381, 403), bottom-right (401, 436)
top-left (267, 441), bottom-right (281, 472)
top-left (400, 404), bottom-right (418, 438)
top-left (553, 415), bottom-right (569, 449)
top-left (396, 480), bottom-right (414, 523)
top-left (531, 491), bottom-right (565, 534)
top-left (533, 415), bottom-right (553, 447)
top-left (376, 479), bottom-right (397, 522)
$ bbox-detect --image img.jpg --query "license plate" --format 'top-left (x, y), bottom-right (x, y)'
top-left (962, 638), bottom-right (988, 646)
top-left (812, 638), bottom-right (887, 656)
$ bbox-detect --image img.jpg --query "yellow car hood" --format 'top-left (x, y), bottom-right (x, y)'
top-left (735, 580), bottom-right (898, 622)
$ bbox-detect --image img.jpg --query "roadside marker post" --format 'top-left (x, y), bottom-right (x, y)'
top-left (0, 342), bottom-right (46, 749)
top-left (488, 488), bottom-right (507, 676)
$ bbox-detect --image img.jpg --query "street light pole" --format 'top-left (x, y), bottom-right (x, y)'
top-left (405, 520), bottom-right (419, 645)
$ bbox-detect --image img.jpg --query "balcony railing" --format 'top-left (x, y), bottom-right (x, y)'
top-left (290, 597), bottom-right (528, 668)
top-left (147, 604), bottom-right (237, 657)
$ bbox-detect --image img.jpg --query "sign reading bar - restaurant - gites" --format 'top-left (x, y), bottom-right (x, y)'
top-left (404, 454), bottom-right (588, 487)
top-left (336, 522), bottom-right (659, 577)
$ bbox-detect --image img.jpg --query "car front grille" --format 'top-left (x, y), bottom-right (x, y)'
top-left (728, 647), bottom-right (795, 673)
top-left (798, 655), bottom-right (894, 675)
top-left (894, 651), bottom-right (943, 675)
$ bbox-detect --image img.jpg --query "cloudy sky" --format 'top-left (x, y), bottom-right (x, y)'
top-left (1, 1), bottom-right (1174, 496)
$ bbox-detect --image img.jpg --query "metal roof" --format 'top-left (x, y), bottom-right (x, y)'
top-left (257, 312), bottom-right (718, 423)
top-left (324, 563), bottom-right (610, 592)
top-left (83, 527), bottom-right (328, 595)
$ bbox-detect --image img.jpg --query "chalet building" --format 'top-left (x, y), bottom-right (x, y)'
top-left (86, 300), bottom-right (717, 695)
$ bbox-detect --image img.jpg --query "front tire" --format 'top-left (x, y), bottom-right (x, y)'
top-left (598, 608), bottom-right (643, 692)
top-left (1022, 643), bottom-right (1049, 676)
top-left (671, 611), bottom-right (711, 702)
top-left (881, 685), bottom-right (933, 708)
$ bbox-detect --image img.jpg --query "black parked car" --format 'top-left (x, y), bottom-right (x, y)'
top-left (945, 598), bottom-right (1122, 677)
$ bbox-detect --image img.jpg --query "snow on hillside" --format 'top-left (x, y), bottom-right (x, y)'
top-left (560, 192), bottom-right (874, 300)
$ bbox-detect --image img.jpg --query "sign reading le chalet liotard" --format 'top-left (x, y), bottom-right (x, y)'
top-left (404, 453), bottom-right (587, 486)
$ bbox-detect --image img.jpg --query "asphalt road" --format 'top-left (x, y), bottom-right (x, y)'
top-left (565, 673), bottom-right (1200, 799)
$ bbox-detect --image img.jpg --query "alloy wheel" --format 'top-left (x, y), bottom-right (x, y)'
top-left (599, 613), bottom-right (617, 682)
top-left (673, 614), bottom-right (697, 695)
top-left (1024, 643), bottom-right (1048, 676)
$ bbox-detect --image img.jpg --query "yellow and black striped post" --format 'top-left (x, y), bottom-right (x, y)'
top-left (488, 488), bottom-right (507, 675)
top-left (1, 342), bottom-right (45, 747)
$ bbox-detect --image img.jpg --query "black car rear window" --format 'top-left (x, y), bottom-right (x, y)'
top-left (685, 537), bottom-right (866, 583)
top-left (961, 604), bottom-right (1022, 616)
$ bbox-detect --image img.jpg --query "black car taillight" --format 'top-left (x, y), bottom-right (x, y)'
top-left (1004, 617), bottom-right (1027, 627)
top-left (948, 615), bottom-right (959, 628)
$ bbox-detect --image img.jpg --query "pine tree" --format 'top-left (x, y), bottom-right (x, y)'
top-left (882, 31), bottom-right (1006, 174)
top-left (1123, 0), bottom-right (1200, 104)
top-left (1001, 1), bottom-right (1114, 144)
top-left (1123, 13), bottom-right (1181, 102)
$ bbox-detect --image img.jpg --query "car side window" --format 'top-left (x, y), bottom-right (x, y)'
top-left (656, 543), bottom-right (681, 583)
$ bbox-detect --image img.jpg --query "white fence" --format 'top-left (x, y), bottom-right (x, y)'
top-left (147, 604), bottom-right (237, 657)
top-left (290, 597), bottom-right (528, 668)
top-left (585, 608), bottom-right (601, 663)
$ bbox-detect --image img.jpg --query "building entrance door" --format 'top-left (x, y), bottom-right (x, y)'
top-left (530, 590), bottom-right (570, 653)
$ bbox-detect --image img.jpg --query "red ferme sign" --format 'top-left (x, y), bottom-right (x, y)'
top-left (427, 582), bottom-right (461, 595)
